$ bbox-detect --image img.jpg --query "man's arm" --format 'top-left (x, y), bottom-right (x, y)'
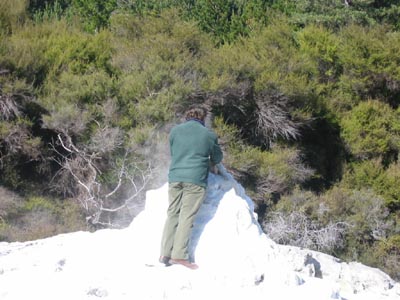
top-left (210, 136), bottom-right (223, 165)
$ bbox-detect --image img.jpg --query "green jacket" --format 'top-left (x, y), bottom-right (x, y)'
top-left (168, 119), bottom-right (223, 187)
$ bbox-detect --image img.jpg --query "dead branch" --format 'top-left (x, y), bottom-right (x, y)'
top-left (264, 211), bottom-right (349, 252)
top-left (51, 132), bottom-right (152, 227)
top-left (0, 94), bottom-right (21, 121)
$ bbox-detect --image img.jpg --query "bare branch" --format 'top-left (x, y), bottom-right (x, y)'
top-left (57, 134), bottom-right (73, 153)
top-left (251, 89), bottom-right (301, 146)
top-left (51, 132), bottom-right (152, 228)
top-left (263, 211), bottom-right (349, 252)
top-left (0, 94), bottom-right (20, 121)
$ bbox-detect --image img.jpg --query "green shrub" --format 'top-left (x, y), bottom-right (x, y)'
top-left (341, 159), bottom-right (400, 209)
top-left (341, 100), bottom-right (400, 159)
top-left (126, 125), bottom-right (157, 150)
top-left (23, 196), bottom-right (57, 212)
top-left (297, 25), bottom-right (342, 84)
top-left (268, 185), bottom-right (392, 261)
top-left (337, 25), bottom-right (400, 105)
top-left (341, 159), bottom-right (384, 191)
top-left (274, 0), bottom-right (375, 28)
top-left (117, 0), bottom-right (178, 16)
top-left (43, 25), bottom-right (113, 77)
top-left (111, 10), bottom-right (210, 73)
top-left (0, 0), bottom-right (28, 34)
top-left (372, 235), bottom-right (400, 280)
top-left (42, 70), bottom-right (116, 107)
top-left (31, 0), bottom-right (69, 23)
top-left (264, 188), bottom-right (348, 253)
top-left (5, 25), bottom-right (50, 85)
top-left (0, 77), bottom-right (48, 191)
top-left (199, 18), bottom-right (305, 92)
top-left (0, 192), bottom-right (86, 242)
top-left (213, 117), bottom-right (313, 202)
top-left (379, 162), bottom-right (400, 209)
top-left (71, 0), bottom-right (117, 33)
top-left (319, 186), bottom-right (391, 260)
top-left (379, 5), bottom-right (400, 30)
top-left (181, 0), bottom-right (271, 44)
top-left (111, 11), bottom-right (210, 127)
top-left (41, 101), bottom-right (90, 136)
top-left (0, 187), bottom-right (24, 220)
top-left (273, 187), bottom-right (321, 217)
top-left (5, 19), bottom-right (113, 85)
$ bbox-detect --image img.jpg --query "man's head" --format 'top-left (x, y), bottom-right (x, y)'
top-left (185, 106), bottom-right (207, 122)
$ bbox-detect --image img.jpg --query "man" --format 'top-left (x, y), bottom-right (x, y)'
top-left (160, 106), bottom-right (223, 270)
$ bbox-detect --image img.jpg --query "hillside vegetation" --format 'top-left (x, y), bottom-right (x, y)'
top-left (0, 0), bottom-right (399, 280)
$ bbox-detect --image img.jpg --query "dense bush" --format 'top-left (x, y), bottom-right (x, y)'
top-left (272, 0), bottom-right (400, 29)
top-left (342, 159), bottom-right (400, 209)
top-left (71, 0), bottom-right (117, 32)
top-left (179, 0), bottom-right (270, 44)
top-left (213, 117), bottom-right (313, 204)
top-left (263, 189), bottom-right (348, 253)
top-left (264, 185), bottom-right (397, 278)
top-left (0, 187), bottom-right (85, 242)
top-left (337, 24), bottom-right (400, 108)
top-left (341, 100), bottom-right (400, 160)
top-left (371, 235), bottom-right (400, 280)
top-left (0, 0), bottom-right (28, 34)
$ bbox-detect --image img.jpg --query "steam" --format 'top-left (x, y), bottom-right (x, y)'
top-left (124, 122), bottom-right (175, 220)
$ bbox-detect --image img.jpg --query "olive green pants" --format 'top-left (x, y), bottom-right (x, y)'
top-left (160, 182), bottom-right (206, 260)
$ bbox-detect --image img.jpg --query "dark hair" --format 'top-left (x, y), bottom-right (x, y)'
top-left (185, 106), bottom-right (207, 121)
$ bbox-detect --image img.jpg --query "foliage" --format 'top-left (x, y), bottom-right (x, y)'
top-left (2, 19), bottom-right (114, 86)
top-left (337, 25), bottom-right (400, 108)
top-left (71, 0), bottom-right (117, 33)
top-left (371, 235), bottom-right (400, 280)
top-left (0, 76), bottom-right (46, 190)
top-left (110, 10), bottom-right (211, 128)
top-left (265, 185), bottom-right (394, 277)
top-left (30, 0), bottom-right (71, 22)
top-left (381, 162), bottom-right (400, 209)
top-left (0, 0), bottom-right (28, 35)
top-left (179, 0), bottom-right (268, 44)
top-left (273, 0), bottom-right (382, 28)
top-left (264, 188), bottom-right (348, 252)
top-left (341, 100), bottom-right (400, 160)
top-left (116, 0), bottom-right (178, 16)
top-left (296, 25), bottom-right (342, 84)
top-left (342, 159), bottom-right (400, 209)
top-left (324, 187), bottom-right (393, 270)
top-left (213, 117), bottom-right (313, 203)
top-left (264, 209), bottom-right (348, 252)
top-left (377, 5), bottom-right (400, 30)
top-left (28, 0), bottom-right (72, 13)
top-left (0, 188), bottom-right (85, 242)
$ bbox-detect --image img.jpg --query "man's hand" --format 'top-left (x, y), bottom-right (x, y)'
top-left (210, 163), bottom-right (219, 175)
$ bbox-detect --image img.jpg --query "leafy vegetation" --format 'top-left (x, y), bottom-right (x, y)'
top-left (1, 0), bottom-right (400, 280)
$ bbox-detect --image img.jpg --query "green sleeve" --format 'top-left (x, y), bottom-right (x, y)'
top-left (210, 136), bottom-right (223, 165)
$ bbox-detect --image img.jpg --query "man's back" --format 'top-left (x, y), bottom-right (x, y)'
top-left (168, 120), bottom-right (223, 187)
